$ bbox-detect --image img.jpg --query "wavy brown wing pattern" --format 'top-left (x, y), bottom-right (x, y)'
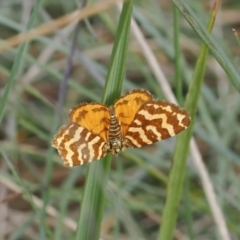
top-left (124, 100), bottom-right (191, 148)
top-left (114, 89), bottom-right (153, 136)
top-left (52, 103), bottom-right (110, 167)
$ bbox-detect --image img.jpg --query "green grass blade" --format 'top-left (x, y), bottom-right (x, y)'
top-left (173, 6), bottom-right (183, 105)
top-left (173, 5), bottom-right (194, 238)
top-left (174, 0), bottom-right (240, 93)
top-left (0, 0), bottom-right (43, 125)
top-left (75, 2), bottom-right (132, 240)
top-left (157, 2), bottom-right (219, 240)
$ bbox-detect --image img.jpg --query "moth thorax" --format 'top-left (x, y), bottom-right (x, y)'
top-left (108, 106), bottom-right (123, 154)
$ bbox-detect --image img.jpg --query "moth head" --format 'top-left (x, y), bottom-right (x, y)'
top-left (108, 138), bottom-right (124, 155)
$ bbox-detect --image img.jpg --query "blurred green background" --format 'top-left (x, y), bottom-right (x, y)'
top-left (0, 0), bottom-right (240, 240)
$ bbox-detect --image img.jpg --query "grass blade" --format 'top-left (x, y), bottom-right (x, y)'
top-left (75, 2), bottom-right (132, 240)
top-left (174, 0), bottom-right (240, 93)
top-left (0, 0), bottom-right (43, 125)
top-left (157, 2), bottom-right (219, 240)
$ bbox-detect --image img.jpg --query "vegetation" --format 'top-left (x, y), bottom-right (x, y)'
top-left (0, 0), bottom-right (239, 239)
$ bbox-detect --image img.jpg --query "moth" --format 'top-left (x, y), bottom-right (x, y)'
top-left (52, 89), bottom-right (191, 167)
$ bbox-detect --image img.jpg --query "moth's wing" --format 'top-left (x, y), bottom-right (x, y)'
top-left (52, 123), bottom-right (108, 167)
top-left (69, 103), bottom-right (110, 142)
top-left (124, 101), bottom-right (191, 148)
top-left (114, 89), bottom-right (153, 136)
top-left (52, 103), bottom-right (110, 166)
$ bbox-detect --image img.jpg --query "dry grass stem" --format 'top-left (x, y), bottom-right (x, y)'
top-left (0, 0), bottom-right (127, 53)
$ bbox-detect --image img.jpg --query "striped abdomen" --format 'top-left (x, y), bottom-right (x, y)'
top-left (108, 106), bottom-right (122, 142)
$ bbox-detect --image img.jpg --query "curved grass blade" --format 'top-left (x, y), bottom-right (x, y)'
top-left (174, 0), bottom-right (240, 93)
